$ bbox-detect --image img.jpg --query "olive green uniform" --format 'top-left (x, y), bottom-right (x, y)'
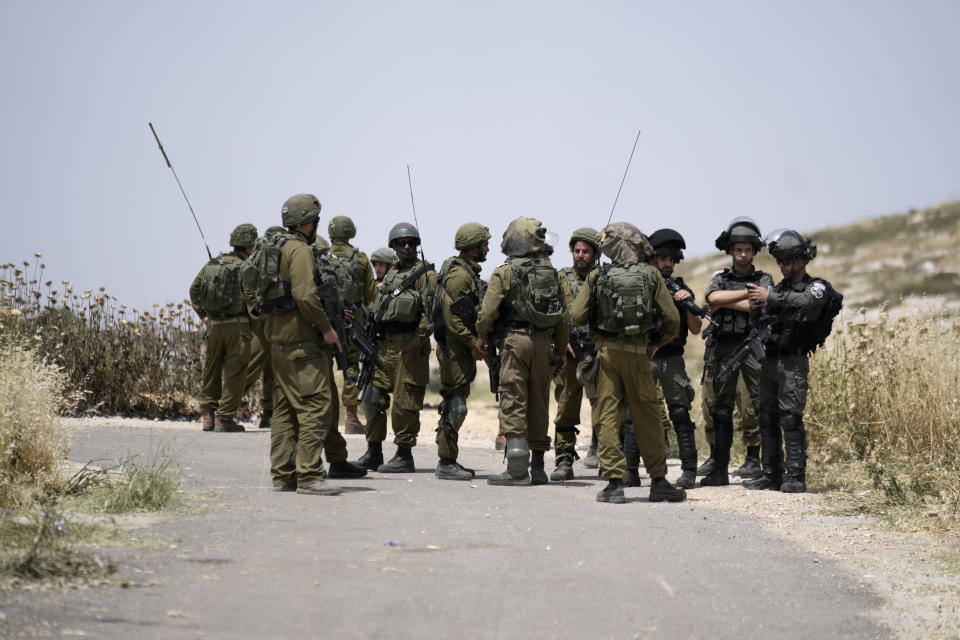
top-left (477, 260), bottom-right (568, 452)
top-left (553, 266), bottom-right (596, 463)
top-left (570, 267), bottom-right (679, 480)
top-left (264, 234), bottom-right (345, 487)
top-left (243, 315), bottom-right (274, 412)
top-left (364, 259), bottom-right (437, 447)
top-left (329, 241), bottom-right (377, 408)
top-left (189, 252), bottom-right (252, 421)
top-left (435, 254), bottom-right (485, 460)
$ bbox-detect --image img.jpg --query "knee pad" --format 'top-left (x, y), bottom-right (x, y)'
top-left (448, 395), bottom-right (468, 430)
top-left (758, 411), bottom-right (777, 431)
top-left (505, 436), bottom-right (529, 477)
top-left (713, 405), bottom-right (733, 425)
top-left (668, 405), bottom-right (691, 427)
top-left (779, 413), bottom-right (802, 432)
top-left (361, 386), bottom-right (387, 422)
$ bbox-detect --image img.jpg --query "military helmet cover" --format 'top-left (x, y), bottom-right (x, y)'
top-left (230, 223), bottom-right (258, 248)
top-left (328, 215), bottom-right (357, 240)
top-left (765, 228), bottom-right (817, 261)
top-left (314, 236), bottom-right (330, 255)
top-left (265, 225), bottom-right (286, 238)
top-left (599, 222), bottom-right (654, 266)
top-left (648, 228), bottom-right (686, 261)
top-left (281, 194), bottom-right (321, 228)
top-left (715, 216), bottom-right (763, 252)
top-left (388, 222), bottom-right (421, 246)
top-left (501, 216), bottom-right (546, 257)
top-left (370, 247), bottom-right (398, 265)
top-left (455, 222), bottom-right (492, 250)
top-left (568, 227), bottom-right (600, 254)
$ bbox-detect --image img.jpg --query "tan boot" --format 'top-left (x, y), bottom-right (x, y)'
top-left (344, 405), bottom-right (365, 434)
top-left (201, 408), bottom-right (215, 431)
top-left (214, 417), bottom-right (245, 433)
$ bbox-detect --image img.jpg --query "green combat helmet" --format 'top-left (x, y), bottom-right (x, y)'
top-left (370, 247), bottom-right (397, 265)
top-left (265, 225), bottom-right (286, 238)
top-left (388, 222), bottom-right (420, 246)
top-left (500, 216), bottom-right (546, 257)
top-left (281, 194), bottom-right (321, 227)
top-left (230, 223), bottom-right (258, 248)
top-left (328, 215), bottom-right (357, 240)
top-left (714, 216), bottom-right (763, 253)
top-left (569, 227), bottom-right (600, 255)
top-left (315, 236), bottom-right (330, 255)
top-left (765, 229), bottom-right (817, 261)
top-left (455, 222), bottom-right (492, 250)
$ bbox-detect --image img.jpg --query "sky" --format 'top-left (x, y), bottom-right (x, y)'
top-left (1, 1), bottom-right (958, 310)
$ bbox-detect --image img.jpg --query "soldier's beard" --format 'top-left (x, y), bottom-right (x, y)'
top-left (659, 265), bottom-right (673, 278)
top-left (396, 246), bottom-right (417, 263)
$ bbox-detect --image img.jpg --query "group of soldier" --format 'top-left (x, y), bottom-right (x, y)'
top-left (190, 194), bottom-right (837, 501)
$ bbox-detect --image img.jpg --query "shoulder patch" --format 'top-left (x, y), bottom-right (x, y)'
top-left (810, 281), bottom-right (826, 299)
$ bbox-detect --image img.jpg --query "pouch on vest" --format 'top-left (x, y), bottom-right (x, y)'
top-left (593, 263), bottom-right (656, 337)
top-left (509, 257), bottom-right (563, 329)
top-left (197, 255), bottom-right (245, 316)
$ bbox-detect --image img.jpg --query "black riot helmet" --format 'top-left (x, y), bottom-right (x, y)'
top-left (715, 216), bottom-right (763, 253)
top-left (648, 228), bottom-right (686, 261)
top-left (765, 228), bottom-right (817, 261)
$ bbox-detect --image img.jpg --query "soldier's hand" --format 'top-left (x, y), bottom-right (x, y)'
top-left (202, 317), bottom-right (210, 326)
top-left (673, 289), bottom-right (692, 302)
top-left (322, 327), bottom-right (342, 353)
top-left (471, 344), bottom-right (485, 361)
top-left (746, 283), bottom-right (769, 305)
top-left (566, 344), bottom-right (576, 358)
top-left (476, 338), bottom-right (488, 357)
top-left (647, 344), bottom-right (659, 359)
top-left (343, 308), bottom-right (354, 324)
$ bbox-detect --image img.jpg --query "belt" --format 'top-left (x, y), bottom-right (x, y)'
top-left (271, 340), bottom-right (324, 353)
top-left (504, 327), bottom-right (552, 336)
top-left (597, 338), bottom-right (649, 354)
top-left (209, 316), bottom-right (249, 326)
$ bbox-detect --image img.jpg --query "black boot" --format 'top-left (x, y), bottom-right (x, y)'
top-left (622, 413), bottom-right (641, 478)
top-left (436, 457), bottom-right (474, 481)
top-left (696, 445), bottom-right (716, 476)
top-left (671, 408), bottom-right (698, 490)
top-left (353, 441), bottom-right (383, 471)
top-left (530, 450), bottom-right (548, 485)
top-left (745, 412), bottom-right (783, 490)
top-left (735, 446), bottom-right (762, 478)
top-left (327, 460), bottom-right (368, 479)
top-left (596, 478), bottom-right (625, 504)
top-left (700, 409), bottom-right (732, 487)
top-left (649, 477), bottom-right (687, 502)
top-left (781, 415), bottom-right (807, 493)
top-left (550, 457), bottom-right (574, 482)
top-left (624, 468), bottom-right (642, 487)
top-left (377, 445), bottom-right (415, 473)
top-left (258, 409), bottom-right (273, 429)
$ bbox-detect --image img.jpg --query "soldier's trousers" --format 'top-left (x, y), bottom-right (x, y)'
top-left (498, 330), bottom-right (553, 452)
top-left (366, 331), bottom-right (430, 447)
top-left (436, 343), bottom-right (476, 460)
top-left (340, 315), bottom-right (367, 408)
top-left (594, 342), bottom-right (667, 480)
top-left (701, 373), bottom-right (760, 447)
top-left (243, 321), bottom-right (274, 412)
top-left (200, 319), bottom-right (252, 420)
top-left (270, 342), bottom-right (346, 486)
top-left (553, 353), bottom-right (590, 463)
top-left (757, 353), bottom-right (810, 481)
top-left (651, 354), bottom-right (698, 472)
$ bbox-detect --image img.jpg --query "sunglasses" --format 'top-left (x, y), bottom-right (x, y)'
top-left (395, 239), bottom-right (418, 248)
top-left (776, 257), bottom-right (794, 265)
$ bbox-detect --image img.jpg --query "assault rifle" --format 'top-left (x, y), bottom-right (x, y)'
top-left (664, 276), bottom-right (710, 319)
top-left (316, 279), bottom-right (351, 372)
top-left (715, 308), bottom-right (790, 381)
top-left (568, 326), bottom-right (592, 362)
top-left (485, 337), bottom-right (502, 402)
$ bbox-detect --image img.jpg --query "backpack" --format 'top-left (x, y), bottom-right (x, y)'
top-left (592, 263), bottom-right (656, 337)
top-left (797, 278), bottom-right (843, 354)
top-left (197, 254), bottom-right (245, 316)
top-left (508, 257), bottom-right (564, 329)
top-left (432, 256), bottom-right (486, 351)
top-left (327, 246), bottom-right (364, 305)
top-left (239, 233), bottom-right (296, 314)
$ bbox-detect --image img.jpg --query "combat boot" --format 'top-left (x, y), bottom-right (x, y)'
top-left (699, 469), bottom-right (729, 486)
top-left (596, 478), bottom-right (626, 504)
top-left (675, 470), bottom-right (696, 489)
top-left (201, 408), bottom-right (215, 431)
top-left (781, 414), bottom-right (807, 494)
top-left (344, 405), bottom-right (365, 434)
top-left (743, 475), bottom-right (780, 491)
top-left (550, 458), bottom-right (574, 482)
top-left (214, 417), bottom-right (245, 432)
top-left (701, 410), bottom-right (732, 486)
top-left (257, 409), bottom-right (272, 430)
top-left (377, 445), bottom-right (415, 473)
top-left (696, 448), bottom-right (716, 476)
top-left (296, 479), bottom-right (343, 496)
top-left (649, 477), bottom-right (687, 502)
top-left (354, 441), bottom-right (383, 471)
top-left (735, 446), bottom-right (762, 478)
top-left (436, 458), bottom-right (474, 481)
top-left (624, 468), bottom-right (642, 488)
top-left (327, 461), bottom-right (368, 479)
top-left (530, 450), bottom-right (548, 485)
top-left (583, 444), bottom-right (599, 469)
top-left (779, 478), bottom-right (806, 493)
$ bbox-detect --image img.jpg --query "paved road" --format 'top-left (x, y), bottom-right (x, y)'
top-left (3, 421), bottom-right (887, 639)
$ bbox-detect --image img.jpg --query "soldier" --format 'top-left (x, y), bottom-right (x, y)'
top-left (370, 247), bottom-right (397, 287)
top-left (646, 229), bottom-right (702, 489)
top-left (327, 215), bottom-right (378, 434)
top-left (697, 375), bottom-right (760, 478)
top-left (265, 194), bottom-right (366, 495)
top-left (243, 225), bottom-right (285, 430)
top-left (551, 227), bottom-right (600, 482)
top-left (744, 230), bottom-right (839, 493)
top-left (433, 222), bottom-right (491, 480)
top-left (477, 217), bottom-right (568, 486)
top-left (354, 222), bottom-right (437, 473)
top-left (570, 222), bottom-right (686, 503)
top-left (190, 224), bottom-right (257, 433)
top-left (701, 217), bottom-right (774, 487)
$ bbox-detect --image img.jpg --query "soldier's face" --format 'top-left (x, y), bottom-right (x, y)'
top-left (393, 237), bottom-right (419, 263)
top-left (730, 242), bottom-right (755, 268)
top-left (655, 254), bottom-right (676, 277)
top-left (468, 241), bottom-right (490, 263)
top-left (372, 261), bottom-right (389, 280)
top-left (777, 256), bottom-right (806, 280)
top-left (572, 241), bottom-right (596, 269)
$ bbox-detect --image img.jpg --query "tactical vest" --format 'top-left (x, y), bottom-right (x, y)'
top-left (239, 232), bottom-right (297, 314)
top-left (432, 256), bottom-right (486, 350)
top-left (197, 253), bottom-right (245, 317)
top-left (770, 276), bottom-right (843, 355)
top-left (712, 267), bottom-right (769, 342)
top-left (653, 276), bottom-right (692, 358)
top-left (327, 246), bottom-right (364, 305)
top-left (374, 262), bottom-right (426, 325)
top-left (561, 266), bottom-right (594, 331)
top-left (592, 263), bottom-right (657, 337)
top-left (502, 257), bottom-right (564, 329)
